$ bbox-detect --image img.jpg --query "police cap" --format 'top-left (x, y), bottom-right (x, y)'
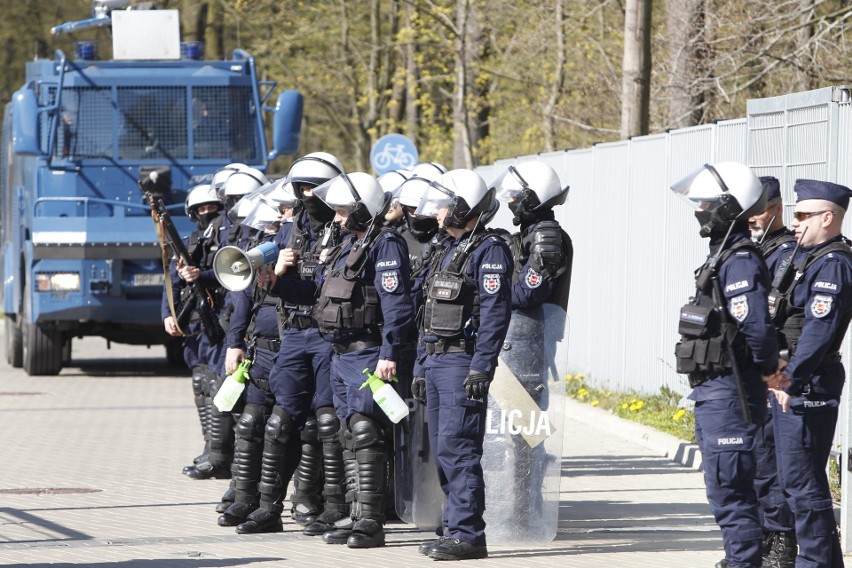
top-left (794, 179), bottom-right (852, 210)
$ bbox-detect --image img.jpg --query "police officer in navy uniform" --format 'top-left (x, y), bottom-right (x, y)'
top-left (413, 169), bottom-right (514, 561)
top-left (765, 179), bottom-right (852, 568)
top-left (267, 171), bottom-right (414, 548)
top-left (234, 153), bottom-right (346, 535)
top-left (215, 179), bottom-right (298, 528)
top-left (747, 175), bottom-right (797, 566)
top-left (161, 182), bottom-right (230, 480)
top-left (671, 162), bottom-right (782, 568)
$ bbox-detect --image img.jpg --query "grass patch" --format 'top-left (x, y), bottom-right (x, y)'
top-left (830, 455), bottom-right (841, 503)
top-left (566, 373), bottom-right (695, 442)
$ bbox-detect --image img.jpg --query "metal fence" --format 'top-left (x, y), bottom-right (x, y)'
top-left (478, 85), bottom-right (852, 547)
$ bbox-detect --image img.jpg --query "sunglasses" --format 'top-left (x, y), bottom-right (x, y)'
top-left (793, 210), bottom-right (829, 222)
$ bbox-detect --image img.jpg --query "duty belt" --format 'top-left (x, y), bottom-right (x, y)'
top-left (254, 337), bottom-right (282, 353)
top-left (287, 314), bottom-right (317, 330)
top-left (332, 338), bottom-right (382, 355)
top-left (250, 377), bottom-right (270, 392)
top-left (424, 338), bottom-right (476, 355)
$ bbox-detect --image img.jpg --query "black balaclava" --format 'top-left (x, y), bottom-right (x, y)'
top-left (303, 194), bottom-right (335, 233)
top-left (196, 210), bottom-right (219, 231)
top-left (406, 212), bottom-right (439, 243)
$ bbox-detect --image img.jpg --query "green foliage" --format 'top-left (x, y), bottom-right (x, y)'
top-left (566, 373), bottom-right (696, 442)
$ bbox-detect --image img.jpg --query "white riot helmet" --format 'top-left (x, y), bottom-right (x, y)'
top-left (410, 161), bottom-right (448, 182)
top-left (184, 183), bottom-right (222, 222)
top-left (314, 172), bottom-right (389, 232)
top-left (287, 151), bottom-right (344, 195)
top-left (416, 169), bottom-right (493, 229)
top-left (378, 169), bottom-right (411, 193)
top-left (211, 163), bottom-right (249, 201)
top-left (394, 176), bottom-right (432, 209)
top-left (223, 167), bottom-right (268, 198)
top-left (671, 161), bottom-right (765, 238)
top-left (492, 160), bottom-right (569, 226)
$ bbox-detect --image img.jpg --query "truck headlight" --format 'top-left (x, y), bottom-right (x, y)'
top-left (35, 272), bottom-right (81, 292)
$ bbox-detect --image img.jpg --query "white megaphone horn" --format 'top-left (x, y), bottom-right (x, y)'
top-left (213, 241), bottom-right (279, 292)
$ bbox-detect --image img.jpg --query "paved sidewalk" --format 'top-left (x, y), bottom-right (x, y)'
top-left (0, 333), bottom-right (725, 567)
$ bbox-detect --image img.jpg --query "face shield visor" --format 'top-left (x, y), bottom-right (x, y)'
top-left (313, 173), bottom-right (361, 215)
top-left (493, 165), bottom-right (532, 205)
top-left (414, 181), bottom-right (455, 219)
top-left (393, 177), bottom-right (432, 211)
top-left (267, 178), bottom-right (299, 208)
top-left (240, 197), bottom-right (281, 232)
top-left (671, 164), bottom-right (744, 237)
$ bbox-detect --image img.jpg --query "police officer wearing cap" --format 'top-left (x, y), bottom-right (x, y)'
top-left (765, 179), bottom-right (852, 568)
top-left (747, 175), bottom-right (797, 566)
top-left (413, 169), bottom-right (514, 561)
top-left (267, 171), bottom-right (414, 549)
top-left (671, 162), bottom-right (782, 568)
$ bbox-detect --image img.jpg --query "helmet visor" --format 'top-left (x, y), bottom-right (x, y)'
top-left (240, 197), bottom-right (281, 231)
top-left (414, 181), bottom-right (455, 218)
top-left (267, 178), bottom-right (299, 207)
top-left (313, 173), bottom-right (361, 214)
top-left (671, 164), bottom-right (731, 210)
top-left (492, 165), bottom-right (530, 204)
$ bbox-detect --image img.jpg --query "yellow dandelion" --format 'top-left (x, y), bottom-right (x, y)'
top-left (566, 374), bottom-right (573, 382)
top-left (632, 400), bottom-right (644, 410)
top-left (591, 400), bottom-right (599, 407)
top-left (672, 409), bottom-right (686, 420)
top-left (621, 402), bottom-right (629, 410)
top-left (577, 388), bottom-right (588, 398)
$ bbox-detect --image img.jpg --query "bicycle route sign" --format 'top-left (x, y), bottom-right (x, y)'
top-left (370, 133), bottom-right (418, 175)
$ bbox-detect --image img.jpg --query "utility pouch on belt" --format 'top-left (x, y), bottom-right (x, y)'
top-left (677, 302), bottom-right (717, 338)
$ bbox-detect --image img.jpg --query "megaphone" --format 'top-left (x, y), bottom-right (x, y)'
top-left (213, 241), bottom-right (279, 292)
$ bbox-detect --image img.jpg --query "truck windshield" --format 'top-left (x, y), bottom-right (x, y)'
top-left (52, 85), bottom-right (258, 162)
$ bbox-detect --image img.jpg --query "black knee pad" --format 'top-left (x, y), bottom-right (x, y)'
top-left (265, 405), bottom-right (294, 445)
top-left (191, 366), bottom-right (207, 397)
top-left (316, 408), bottom-right (341, 443)
top-left (301, 417), bottom-right (320, 445)
top-left (349, 414), bottom-right (384, 450)
top-left (235, 404), bottom-right (265, 441)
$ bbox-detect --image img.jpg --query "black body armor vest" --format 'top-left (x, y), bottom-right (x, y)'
top-left (422, 232), bottom-right (493, 340)
top-left (314, 228), bottom-right (393, 338)
top-left (770, 240), bottom-right (852, 365)
top-left (675, 240), bottom-right (759, 385)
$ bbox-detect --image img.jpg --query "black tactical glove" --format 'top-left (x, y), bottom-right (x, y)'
top-left (412, 376), bottom-right (427, 405)
top-left (464, 370), bottom-right (492, 400)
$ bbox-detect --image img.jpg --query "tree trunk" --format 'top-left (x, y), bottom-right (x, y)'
top-left (543, 0), bottom-right (566, 152)
top-left (665, 0), bottom-right (711, 128)
top-left (452, 0), bottom-right (474, 169)
top-left (204, 0), bottom-right (224, 61)
top-left (621, 0), bottom-right (651, 139)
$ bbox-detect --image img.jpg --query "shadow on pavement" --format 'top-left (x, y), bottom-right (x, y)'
top-left (563, 454), bottom-right (692, 476)
top-left (5, 559), bottom-right (282, 568)
top-left (64, 358), bottom-right (188, 378)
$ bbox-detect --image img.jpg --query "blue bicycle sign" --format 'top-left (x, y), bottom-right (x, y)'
top-left (371, 133), bottom-right (418, 175)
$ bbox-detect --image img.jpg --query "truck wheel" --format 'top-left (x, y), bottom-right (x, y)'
top-left (62, 337), bottom-right (73, 366)
top-left (21, 284), bottom-right (62, 376)
top-left (5, 316), bottom-right (23, 368)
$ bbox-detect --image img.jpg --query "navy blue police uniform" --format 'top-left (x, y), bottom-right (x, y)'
top-left (417, 228), bottom-right (513, 549)
top-left (217, 220), bottom-right (293, 526)
top-left (752, 177), bottom-right (797, 554)
top-left (770, 180), bottom-right (852, 568)
top-left (267, 209), bottom-right (343, 529)
top-left (272, 226), bottom-right (414, 545)
top-left (677, 229), bottom-right (779, 568)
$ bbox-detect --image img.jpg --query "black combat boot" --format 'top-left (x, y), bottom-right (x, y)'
top-left (216, 483), bottom-right (236, 514)
top-left (322, 448), bottom-right (357, 544)
top-left (346, 445), bottom-right (387, 548)
top-left (428, 538), bottom-right (488, 561)
top-left (290, 418), bottom-right (324, 526)
top-left (763, 530), bottom-right (797, 568)
top-left (218, 405), bottom-right (265, 525)
top-left (419, 536), bottom-right (451, 556)
top-left (235, 407), bottom-right (300, 534)
top-left (304, 429), bottom-right (348, 536)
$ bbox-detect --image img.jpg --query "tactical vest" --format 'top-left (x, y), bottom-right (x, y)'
top-left (422, 231), bottom-right (494, 340)
top-left (675, 239), bottom-right (759, 385)
top-left (760, 229), bottom-right (796, 261)
top-left (279, 220), bottom-right (340, 329)
top-left (181, 223), bottom-right (225, 314)
top-left (314, 228), bottom-right (394, 338)
top-left (770, 239), bottom-right (852, 365)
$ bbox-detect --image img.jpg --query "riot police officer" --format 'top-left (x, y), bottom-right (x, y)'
top-left (161, 182), bottom-right (229, 479)
top-left (269, 171), bottom-right (414, 548)
top-left (671, 162), bottom-right (781, 568)
top-left (234, 152), bottom-right (346, 535)
top-left (765, 179), bottom-right (852, 568)
top-left (216, 179), bottom-right (297, 528)
top-left (747, 175), bottom-right (797, 566)
top-left (413, 169), bottom-right (514, 561)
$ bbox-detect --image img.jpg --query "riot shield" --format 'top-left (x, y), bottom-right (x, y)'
top-left (394, 399), bottom-right (444, 528)
top-left (482, 302), bottom-right (569, 544)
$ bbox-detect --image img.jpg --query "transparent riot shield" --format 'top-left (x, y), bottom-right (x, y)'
top-left (482, 303), bottom-right (569, 544)
top-left (394, 399), bottom-right (443, 529)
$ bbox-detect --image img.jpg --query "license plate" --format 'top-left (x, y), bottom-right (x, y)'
top-left (133, 273), bottom-right (165, 287)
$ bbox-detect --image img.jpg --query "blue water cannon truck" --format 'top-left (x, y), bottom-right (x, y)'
top-left (1, 3), bottom-right (303, 375)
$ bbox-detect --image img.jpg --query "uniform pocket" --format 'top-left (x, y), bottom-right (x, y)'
top-left (704, 434), bottom-right (755, 488)
top-left (438, 396), bottom-right (486, 439)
